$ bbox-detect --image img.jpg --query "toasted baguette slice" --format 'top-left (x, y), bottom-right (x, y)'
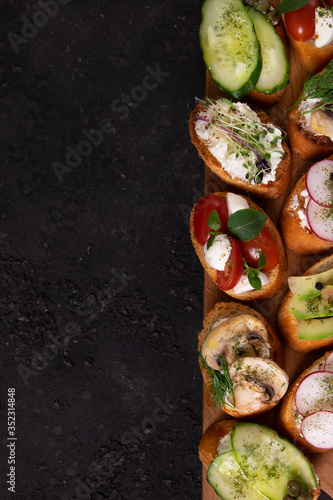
top-left (278, 351), bottom-right (333, 454)
top-left (277, 254), bottom-right (333, 353)
top-left (198, 302), bottom-right (286, 418)
top-left (283, 14), bottom-right (333, 75)
top-left (285, 96), bottom-right (333, 161)
top-left (189, 102), bottom-right (291, 199)
top-left (279, 167), bottom-right (333, 255)
top-left (199, 419), bottom-right (320, 500)
top-left (189, 192), bottom-right (288, 301)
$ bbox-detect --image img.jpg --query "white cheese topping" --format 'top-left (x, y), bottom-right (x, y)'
top-left (315, 7), bottom-right (333, 48)
top-left (217, 434), bottom-right (232, 455)
top-left (204, 234), bottom-right (232, 271)
top-left (298, 98), bottom-right (333, 140)
top-left (226, 192), bottom-right (250, 215)
top-left (297, 188), bottom-right (310, 230)
top-left (232, 271), bottom-right (269, 295)
top-left (195, 100), bottom-right (283, 185)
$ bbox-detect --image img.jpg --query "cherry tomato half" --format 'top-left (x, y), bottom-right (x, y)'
top-left (239, 226), bottom-right (279, 272)
top-left (193, 194), bottom-right (228, 246)
top-left (217, 238), bottom-right (243, 291)
top-left (284, 0), bottom-right (321, 42)
top-left (326, 0), bottom-right (333, 7)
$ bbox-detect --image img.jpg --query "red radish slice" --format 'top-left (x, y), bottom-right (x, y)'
top-left (306, 159), bottom-right (333, 208)
top-left (307, 198), bottom-right (333, 242)
top-left (301, 411), bottom-right (333, 450)
top-left (324, 352), bottom-right (333, 373)
top-left (295, 370), bottom-right (333, 416)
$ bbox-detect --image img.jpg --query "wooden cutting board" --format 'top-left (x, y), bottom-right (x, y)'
top-left (201, 29), bottom-right (333, 500)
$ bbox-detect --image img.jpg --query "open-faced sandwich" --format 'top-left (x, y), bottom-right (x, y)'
top-left (199, 0), bottom-right (289, 105)
top-left (190, 192), bottom-right (287, 300)
top-left (279, 157), bottom-right (333, 255)
top-left (277, 254), bottom-right (333, 353)
top-left (189, 97), bottom-right (291, 198)
top-left (285, 60), bottom-right (333, 161)
top-left (278, 350), bottom-right (333, 454)
top-left (198, 302), bottom-right (288, 418)
top-left (280, 0), bottom-right (333, 75)
top-left (199, 419), bottom-right (320, 500)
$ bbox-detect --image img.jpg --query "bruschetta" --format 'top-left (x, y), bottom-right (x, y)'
top-left (189, 191), bottom-right (288, 301)
top-left (189, 98), bottom-right (291, 198)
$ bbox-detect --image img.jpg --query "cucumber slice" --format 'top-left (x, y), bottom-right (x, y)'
top-left (231, 423), bottom-right (318, 500)
top-left (207, 451), bottom-right (268, 500)
top-left (200, 0), bottom-right (262, 99)
top-left (245, 6), bottom-right (289, 95)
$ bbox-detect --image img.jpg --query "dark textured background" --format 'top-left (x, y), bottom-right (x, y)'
top-left (0, 1), bottom-right (331, 499)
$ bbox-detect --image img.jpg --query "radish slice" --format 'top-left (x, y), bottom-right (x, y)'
top-left (324, 352), bottom-right (333, 373)
top-left (306, 159), bottom-right (333, 208)
top-left (307, 198), bottom-right (333, 241)
top-left (295, 370), bottom-right (333, 416)
top-left (301, 411), bottom-right (333, 450)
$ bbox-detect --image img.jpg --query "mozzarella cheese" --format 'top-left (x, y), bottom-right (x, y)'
top-left (226, 192), bottom-right (250, 215)
top-left (204, 234), bottom-right (232, 271)
top-left (232, 271), bottom-right (269, 295)
top-left (315, 7), bottom-right (333, 49)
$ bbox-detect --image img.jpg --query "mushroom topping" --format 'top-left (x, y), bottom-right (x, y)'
top-left (310, 109), bottom-right (333, 138)
top-left (227, 357), bottom-right (289, 412)
top-left (202, 314), bottom-right (270, 370)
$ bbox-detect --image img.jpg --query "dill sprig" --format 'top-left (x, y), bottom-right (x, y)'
top-left (199, 352), bottom-right (235, 410)
top-left (289, 59), bottom-right (333, 114)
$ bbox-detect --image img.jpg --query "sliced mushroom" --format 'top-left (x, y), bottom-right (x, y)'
top-left (227, 357), bottom-right (289, 412)
top-left (310, 109), bottom-right (333, 138)
top-left (202, 314), bottom-right (270, 370)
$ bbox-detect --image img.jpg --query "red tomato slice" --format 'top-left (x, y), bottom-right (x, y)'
top-left (193, 194), bottom-right (228, 246)
top-left (217, 238), bottom-right (243, 291)
top-left (239, 227), bottom-right (279, 272)
top-left (284, 0), bottom-right (321, 42)
top-left (326, 0), bottom-right (333, 6)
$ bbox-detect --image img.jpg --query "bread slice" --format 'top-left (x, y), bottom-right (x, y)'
top-left (199, 419), bottom-right (321, 500)
top-left (189, 192), bottom-right (288, 301)
top-left (189, 102), bottom-right (291, 199)
top-left (277, 254), bottom-right (333, 353)
top-left (285, 97), bottom-right (333, 161)
top-left (283, 14), bottom-right (333, 75)
top-left (278, 351), bottom-right (333, 454)
top-left (198, 301), bottom-right (286, 418)
top-left (279, 167), bottom-right (333, 255)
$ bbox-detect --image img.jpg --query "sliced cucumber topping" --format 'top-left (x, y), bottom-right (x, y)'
top-left (200, 0), bottom-right (262, 99)
top-left (231, 423), bottom-right (318, 500)
top-left (245, 6), bottom-right (289, 95)
top-left (207, 451), bottom-right (268, 500)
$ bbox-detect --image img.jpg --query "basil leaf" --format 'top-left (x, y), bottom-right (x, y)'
top-left (206, 234), bottom-right (216, 250)
top-left (248, 271), bottom-right (262, 291)
top-left (227, 209), bottom-right (267, 242)
top-left (208, 209), bottom-right (221, 231)
top-left (258, 251), bottom-right (266, 270)
top-left (278, 0), bottom-right (309, 15)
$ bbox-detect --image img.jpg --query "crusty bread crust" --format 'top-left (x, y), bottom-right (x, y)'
top-left (278, 351), bottom-right (333, 454)
top-left (285, 100), bottom-right (333, 161)
top-left (279, 167), bottom-right (333, 255)
top-left (283, 17), bottom-right (333, 75)
top-left (189, 192), bottom-right (288, 301)
top-left (198, 302), bottom-right (285, 418)
top-left (198, 418), bottom-right (240, 468)
top-left (189, 103), bottom-right (291, 199)
top-left (277, 254), bottom-right (333, 353)
top-left (199, 419), bottom-right (321, 499)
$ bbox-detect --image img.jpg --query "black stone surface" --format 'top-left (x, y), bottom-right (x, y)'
top-left (0, 1), bottom-right (331, 499)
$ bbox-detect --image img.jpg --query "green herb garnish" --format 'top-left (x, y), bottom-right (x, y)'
top-left (199, 352), bottom-right (235, 410)
top-left (278, 0), bottom-right (309, 15)
top-left (243, 252), bottom-right (266, 291)
top-left (288, 59), bottom-right (333, 114)
top-left (207, 209), bottom-right (222, 249)
top-left (227, 209), bottom-right (267, 242)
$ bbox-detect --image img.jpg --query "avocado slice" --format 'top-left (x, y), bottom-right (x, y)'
top-left (297, 317), bottom-right (333, 340)
top-left (289, 294), bottom-right (333, 320)
top-left (288, 268), bottom-right (333, 302)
